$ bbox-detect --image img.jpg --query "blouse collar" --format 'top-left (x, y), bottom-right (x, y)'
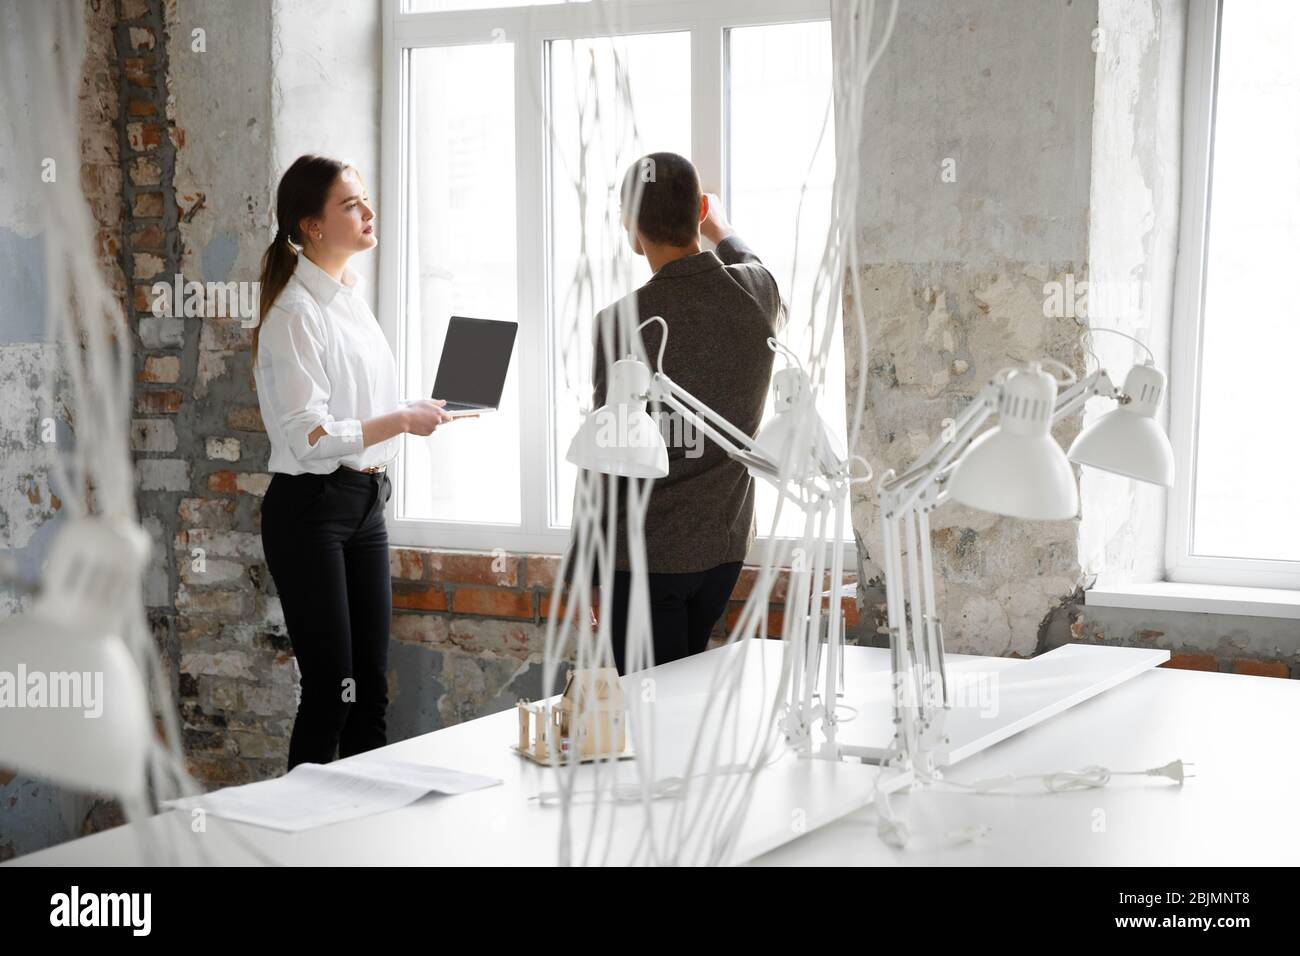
top-left (294, 252), bottom-right (365, 307)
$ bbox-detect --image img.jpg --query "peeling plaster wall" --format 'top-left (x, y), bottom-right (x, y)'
top-left (843, 0), bottom-right (1099, 657)
top-left (156, 0), bottom-right (285, 787)
top-left (1078, 0), bottom-right (1185, 588)
top-left (1041, 3), bottom-right (1260, 667)
top-left (271, 0), bottom-right (381, 299)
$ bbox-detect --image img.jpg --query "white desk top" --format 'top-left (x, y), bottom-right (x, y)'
top-left (13, 640), bottom-right (881, 866)
top-left (754, 659), bottom-right (1300, 866)
top-left (11, 641), bottom-right (1298, 866)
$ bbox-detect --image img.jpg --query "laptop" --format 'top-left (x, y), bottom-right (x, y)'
top-left (430, 316), bottom-right (518, 417)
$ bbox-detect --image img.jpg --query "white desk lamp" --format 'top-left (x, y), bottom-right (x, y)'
top-left (567, 319), bottom-right (862, 760)
top-left (568, 318), bottom-right (1174, 784)
top-left (0, 515), bottom-right (155, 806)
top-left (871, 348), bottom-right (1174, 778)
top-left (566, 356), bottom-right (669, 479)
top-left (1066, 361), bottom-right (1174, 485)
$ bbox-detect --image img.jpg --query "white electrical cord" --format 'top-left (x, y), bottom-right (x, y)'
top-left (870, 759), bottom-right (1194, 851)
top-left (531, 754), bottom-right (785, 806)
top-left (873, 784), bottom-right (992, 851)
top-left (937, 759), bottom-right (1195, 794)
top-left (1084, 326), bottom-right (1158, 366)
top-left (1037, 356), bottom-right (1080, 389)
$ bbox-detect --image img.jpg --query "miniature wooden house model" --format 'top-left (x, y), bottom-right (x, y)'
top-left (559, 667), bottom-right (625, 759)
top-left (515, 667), bottom-right (629, 764)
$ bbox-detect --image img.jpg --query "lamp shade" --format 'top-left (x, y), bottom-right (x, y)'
top-left (948, 365), bottom-right (1079, 520)
top-left (1067, 363), bottom-right (1174, 486)
top-left (750, 367), bottom-right (843, 480)
top-left (566, 357), bottom-right (668, 479)
top-left (0, 515), bottom-right (154, 799)
top-left (0, 616), bottom-right (152, 797)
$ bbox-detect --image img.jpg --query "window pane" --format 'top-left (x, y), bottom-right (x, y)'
top-left (728, 20), bottom-right (847, 540)
top-left (403, 43), bottom-right (521, 525)
top-left (1192, 0), bottom-right (1300, 561)
top-left (548, 32), bottom-right (692, 527)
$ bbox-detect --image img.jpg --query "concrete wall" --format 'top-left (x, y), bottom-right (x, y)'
top-left (842, 0), bottom-right (1294, 678)
top-left (1039, 2), bottom-right (1289, 674)
top-left (844, 0), bottom-right (1099, 656)
top-left (271, 0), bottom-right (382, 296)
top-left (158, 0), bottom-right (285, 785)
top-left (1078, 0), bottom-right (1185, 589)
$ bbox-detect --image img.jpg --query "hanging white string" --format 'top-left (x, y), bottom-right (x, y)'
top-left (0, 1), bottom-right (282, 866)
top-left (527, 0), bottom-right (898, 866)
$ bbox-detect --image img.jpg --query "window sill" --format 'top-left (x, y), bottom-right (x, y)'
top-left (1085, 582), bottom-right (1300, 620)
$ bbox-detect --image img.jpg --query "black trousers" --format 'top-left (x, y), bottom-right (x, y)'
top-left (608, 561), bottom-right (743, 675)
top-left (260, 467), bottom-right (392, 770)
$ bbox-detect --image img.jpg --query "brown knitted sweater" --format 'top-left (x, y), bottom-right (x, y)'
top-left (586, 235), bottom-right (786, 574)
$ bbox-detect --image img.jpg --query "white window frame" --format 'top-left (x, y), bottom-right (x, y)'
top-left (1165, 0), bottom-right (1300, 590)
top-left (378, 0), bottom-right (840, 559)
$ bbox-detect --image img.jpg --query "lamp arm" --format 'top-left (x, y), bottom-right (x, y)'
top-left (882, 385), bottom-right (1001, 518)
top-left (881, 382), bottom-right (1002, 496)
top-left (1051, 368), bottom-right (1119, 425)
top-left (652, 373), bottom-right (763, 455)
top-left (651, 374), bottom-right (782, 479)
top-left (883, 367), bottom-right (1120, 517)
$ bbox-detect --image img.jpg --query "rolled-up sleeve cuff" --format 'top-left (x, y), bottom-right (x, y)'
top-left (292, 417), bottom-right (365, 461)
top-left (321, 417), bottom-right (364, 450)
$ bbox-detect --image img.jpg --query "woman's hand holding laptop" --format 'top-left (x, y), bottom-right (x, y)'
top-left (404, 398), bottom-right (475, 436)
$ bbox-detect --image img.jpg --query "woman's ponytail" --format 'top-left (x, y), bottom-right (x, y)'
top-left (252, 230), bottom-right (297, 366)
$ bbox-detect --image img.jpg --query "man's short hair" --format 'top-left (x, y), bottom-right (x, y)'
top-left (620, 152), bottom-right (701, 248)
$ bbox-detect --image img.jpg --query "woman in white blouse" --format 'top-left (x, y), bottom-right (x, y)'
top-left (253, 155), bottom-right (453, 770)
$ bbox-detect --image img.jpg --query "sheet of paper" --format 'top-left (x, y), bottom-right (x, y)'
top-left (162, 758), bottom-right (500, 832)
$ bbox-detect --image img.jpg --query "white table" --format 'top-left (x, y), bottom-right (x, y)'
top-left (755, 653), bottom-right (1300, 866)
top-left (12, 640), bottom-right (882, 866)
top-left (11, 641), bottom-right (1297, 866)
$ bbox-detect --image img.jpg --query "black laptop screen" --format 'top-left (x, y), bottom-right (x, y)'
top-left (430, 317), bottom-right (518, 407)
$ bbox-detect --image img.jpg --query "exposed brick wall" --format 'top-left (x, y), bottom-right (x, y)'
top-left (1168, 654), bottom-right (1292, 677)
top-left (1042, 596), bottom-right (1299, 679)
top-left (66, 0), bottom-right (131, 843)
top-left (383, 547), bottom-right (866, 736)
top-left (384, 547), bottom-right (869, 736)
top-left (117, 0), bottom-right (183, 634)
top-left (390, 549), bottom-right (864, 642)
top-left (83, 0), bottom-right (126, 309)
top-left (110, 0), bottom-right (290, 791)
top-left (358, 553), bottom-right (1300, 762)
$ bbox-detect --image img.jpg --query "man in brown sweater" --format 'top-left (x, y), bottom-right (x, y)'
top-left (586, 152), bottom-right (786, 673)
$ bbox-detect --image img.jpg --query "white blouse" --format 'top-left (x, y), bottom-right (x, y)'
top-left (254, 253), bottom-right (406, 475)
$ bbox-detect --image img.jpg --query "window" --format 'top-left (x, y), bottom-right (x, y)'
top-left (381, 0), bottom-right (842, 556)
top-left (727, 19), bottom-right (845, 539)
top-left (547, 31), bottom-right (693, 529)
top-left (402, 42), bottom-right (520, 526)
top-left (1167, 0), bottom-right (1300, 588)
